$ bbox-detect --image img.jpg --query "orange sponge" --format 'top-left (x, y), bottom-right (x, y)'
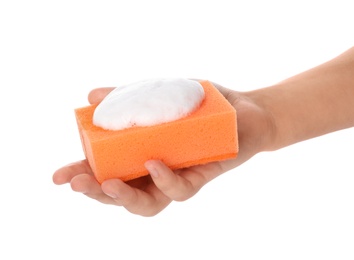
top-left (75, 80), bottom-right (238, 183)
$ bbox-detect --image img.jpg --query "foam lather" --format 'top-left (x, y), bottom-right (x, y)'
top-left (93, 78), bottom-right (205, 130)
top-left (75, 80), bottom-right (239, 183)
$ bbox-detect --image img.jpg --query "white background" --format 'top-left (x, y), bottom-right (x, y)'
top-left (1, 1), bottom-right (353, 259)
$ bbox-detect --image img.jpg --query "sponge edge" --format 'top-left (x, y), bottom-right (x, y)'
top-left (75, 80), bottom-right (238, 183)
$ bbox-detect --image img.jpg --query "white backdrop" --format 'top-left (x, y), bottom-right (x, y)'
top-left (1, 1), bottom-right (353, 259)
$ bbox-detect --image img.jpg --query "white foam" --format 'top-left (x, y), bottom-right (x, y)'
top-left (93, 78), bottom-right (205, 130)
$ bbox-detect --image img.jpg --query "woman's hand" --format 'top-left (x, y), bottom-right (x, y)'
top-left (53, 81), bottom-right (275, 216)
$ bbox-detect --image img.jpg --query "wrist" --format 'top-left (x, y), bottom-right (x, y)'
top-left (243, 88), bottom-right (278, 152)
top-left (229, 89), bottom-right (278, 156)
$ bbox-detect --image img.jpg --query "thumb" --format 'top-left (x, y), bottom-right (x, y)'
top-left (88, 87), bottom-right (115, 104)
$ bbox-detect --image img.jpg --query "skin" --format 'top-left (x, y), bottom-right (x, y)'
top-left (53, 46), bottom-right (354, 217)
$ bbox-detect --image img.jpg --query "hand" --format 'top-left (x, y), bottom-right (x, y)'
top-left (53, 81), bottom-right (275, 216)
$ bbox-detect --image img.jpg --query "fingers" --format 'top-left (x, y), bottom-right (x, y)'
top-left (54, 159), bottom-right (215, 216)
top-left (144, 160), bottom-right (208, 202)
top-left (53, 160), bottom-right (172, 216)
top-left (99, 160), bottom-right (215, 216)
top-left (52, 160), bottom-right (93, 185)
top-left (70, 173), bottom-right (115, 204)
top-left (88, 87), bottom-right (115, 104)
top-left (70, 173), bottom-right (101, 194)
top-left (101, 179), bottom-right (171, 216)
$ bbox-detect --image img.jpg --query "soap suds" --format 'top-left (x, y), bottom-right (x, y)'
top-left (93, 78), bottom-right (205, 130)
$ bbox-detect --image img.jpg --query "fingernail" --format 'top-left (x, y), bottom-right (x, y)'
top-left (145, 161), bottom-right (159, 178)
top-left (105, 191), bottom-right (119, 199)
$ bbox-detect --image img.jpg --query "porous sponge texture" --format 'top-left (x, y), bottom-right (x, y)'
top-left (75, 80), bottom-right (238, 183)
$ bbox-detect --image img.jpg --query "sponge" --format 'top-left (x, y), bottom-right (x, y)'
top-left (75, 80), bottom-right (238, 183)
